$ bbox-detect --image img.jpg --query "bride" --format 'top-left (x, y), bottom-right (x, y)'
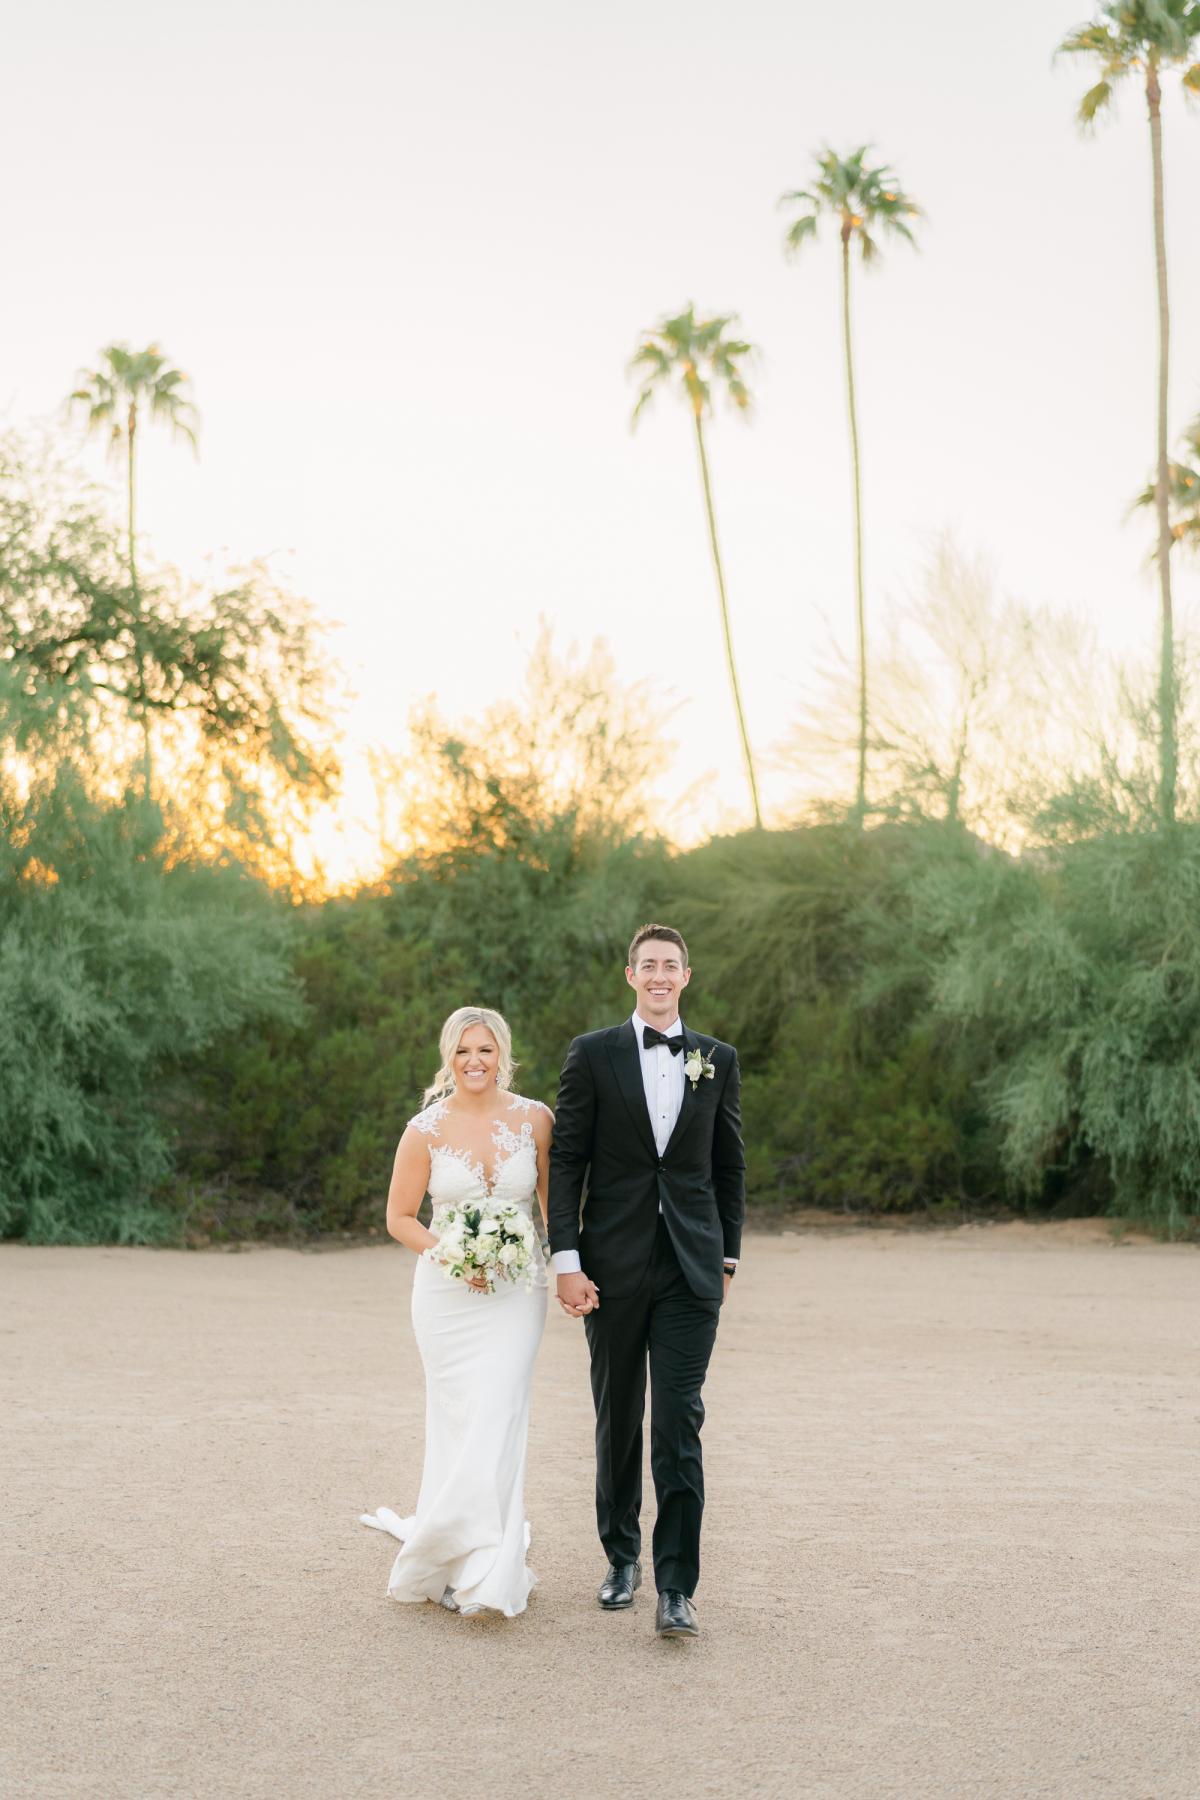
top-left (359, 1007), bottom-right (554, 1618)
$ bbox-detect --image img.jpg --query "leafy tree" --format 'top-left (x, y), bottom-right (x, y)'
top-left (780, 149), bottom-right (922, 822)
top-left (1058, 1), bottom-right (1200, 825)
top-left (376, 631), bottom-right (673, 1093)
top-left (0, 437), bottom-right (338, 887)
top-left (67, 345), bottom-right (199, 790)
top-left (785, 538), bottom-right (1026, 834)
top-left (0, 440), bottom-right (337, 1240)
top-left (372, 625), bottom-right (668, 866)
top-left (628, 305), bottom-right (763, 829)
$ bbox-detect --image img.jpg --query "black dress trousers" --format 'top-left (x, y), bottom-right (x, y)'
top-left (584, 1215), bottom-right (722, 1597)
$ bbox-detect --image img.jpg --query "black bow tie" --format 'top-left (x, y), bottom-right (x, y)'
top-left (642, 1026), bottom-right (685, 1055)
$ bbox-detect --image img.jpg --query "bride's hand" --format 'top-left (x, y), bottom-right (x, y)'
top-left (556, 1272), bottom-right (599, 1317)
top-left (465, 1268), bottom-right (489, 1293)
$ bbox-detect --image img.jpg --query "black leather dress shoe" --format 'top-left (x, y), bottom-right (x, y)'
top-left (597, 1561), bottom-right (642, 1608)
top-left (655, 1590), bottom-right (699, 1637)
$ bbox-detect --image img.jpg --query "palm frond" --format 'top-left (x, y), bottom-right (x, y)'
top-left (1129, 422), bottom-right (1200, 555)
top-left (629, 384), bottom-right (657, 431)
top-left (783, 212), bottom-right (819, 254)
top-left (1079, 77), bottom-right (1116, 122)
top-left (883, 216), bottom-right (919, 249)
top-left (725, 377), bottom-right (752, 413)
top-left (628, 340), bottom-right (670, 368)
top-left (1056, 21), bottom-right (1118, 59)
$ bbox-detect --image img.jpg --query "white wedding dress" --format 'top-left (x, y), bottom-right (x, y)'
top-left (360, 1096), bottom-right (548, 1617)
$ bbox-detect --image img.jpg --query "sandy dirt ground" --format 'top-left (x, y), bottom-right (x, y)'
top-left (3, 1225), bottom-right (1198, 1800)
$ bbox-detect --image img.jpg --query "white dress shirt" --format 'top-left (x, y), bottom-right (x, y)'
top-left (552, 1013), bottom-right (733, 1278)
top-left (637, 1008), bottom-right (687, 1154)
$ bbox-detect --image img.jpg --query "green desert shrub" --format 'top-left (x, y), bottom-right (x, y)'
top-left (934, 823), bottom-right (1200, 1234)
top-left (664, 822), bottom-right (1002, 1214)
top-left (176, 815), bottom-right (669, 1237)
top-left (172, 896), bottom-right (454, 1236)
top-left (0, 769), bottom-right (300, 1242)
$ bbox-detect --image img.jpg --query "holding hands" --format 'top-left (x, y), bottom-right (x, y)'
top-left (556, 1271), bottom-right (600, 1318)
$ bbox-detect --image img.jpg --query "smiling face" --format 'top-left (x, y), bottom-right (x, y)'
top-left (626, 937), bottom-right (691, 1022)
top-left (453, 1023), bottom-right (500, 1094)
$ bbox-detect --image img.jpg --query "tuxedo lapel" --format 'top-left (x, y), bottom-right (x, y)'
top-left (605, 1020), bottom-right (659, 1163)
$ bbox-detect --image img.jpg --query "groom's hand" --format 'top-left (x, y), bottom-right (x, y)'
top-left (556, 1271), bottom-right (600, 1318)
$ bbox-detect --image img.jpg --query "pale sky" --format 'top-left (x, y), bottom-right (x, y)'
top-left (6, 0), bottom-right (1200, 865)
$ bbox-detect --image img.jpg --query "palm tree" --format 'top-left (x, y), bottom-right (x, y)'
top-left (70, 343), bottom-right (198, 594)
top-left (779, 148), bottom-right (921, 823)
top-left (69, 343), bottom-right (198, 790)
top-left (1133, 413), bottom-right (1200, 555)
top-left (1058, 2), bottom-right (1200, 826)
top-left (629, 305), bottom-right (763, 828)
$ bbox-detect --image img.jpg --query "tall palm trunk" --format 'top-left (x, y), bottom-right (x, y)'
top-left (1147, 55), bottom-right (1177, 826)
top-left (126, 399), bottom-right (152, 798)
top-left (692, 408), bottom-right (762, 829)
top-left (841, 223), bottom-right (868, 823)
top-left (127, 399), bottom-right (138, 596)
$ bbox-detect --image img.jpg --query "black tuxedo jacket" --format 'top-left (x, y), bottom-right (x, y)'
top-left (547, 1020), bottom-right (746, 1301)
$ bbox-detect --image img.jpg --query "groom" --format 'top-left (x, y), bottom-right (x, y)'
top-left (548, 923), bottom-right (745, 1638)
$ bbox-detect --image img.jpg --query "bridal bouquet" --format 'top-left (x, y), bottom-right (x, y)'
top-left (428, 1204), bottom-right (542, 1294)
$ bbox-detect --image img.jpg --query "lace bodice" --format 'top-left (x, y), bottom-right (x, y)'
top-left (409, 1094), bottom-right (544, 1217)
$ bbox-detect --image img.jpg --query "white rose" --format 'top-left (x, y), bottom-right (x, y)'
top-left (498, 1242), bottom-right (519, 1266)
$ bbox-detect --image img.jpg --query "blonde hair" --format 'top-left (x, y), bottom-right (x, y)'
top-left (423, 1007), bottom-right (517, 1107)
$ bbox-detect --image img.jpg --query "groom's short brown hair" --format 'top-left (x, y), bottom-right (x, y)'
top-left (627, 923), bottom-right (689, 969)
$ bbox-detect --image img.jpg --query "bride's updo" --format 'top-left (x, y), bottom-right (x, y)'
top-left (423, 1006), bottom-right (517, 1107)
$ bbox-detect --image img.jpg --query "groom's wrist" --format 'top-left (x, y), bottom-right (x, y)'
top-left (550, 1249), bottom-right (582, 1276)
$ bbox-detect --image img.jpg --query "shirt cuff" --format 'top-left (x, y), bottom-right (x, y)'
top-left (723, 1257), bottom-right (739, 1267)
top-left (550, 1249), bottom-right (582, 1276)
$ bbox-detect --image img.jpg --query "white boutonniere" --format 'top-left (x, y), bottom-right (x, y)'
top-left (683, 1045), bottom-right (717, 1092)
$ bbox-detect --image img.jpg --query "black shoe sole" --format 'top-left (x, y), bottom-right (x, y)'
top-left (656, 1620), bottom-right (700, 1638)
